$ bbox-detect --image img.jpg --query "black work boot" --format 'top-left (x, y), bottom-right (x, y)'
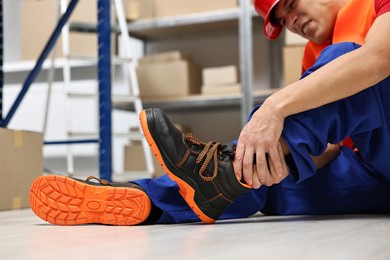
top-left (140, 108), bottom-right (250, 224)
top-left (30, 175), bottom-right (152, 226)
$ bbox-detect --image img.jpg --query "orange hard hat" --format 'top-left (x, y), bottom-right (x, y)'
top-left (253, 0), bottom-right (283, 40)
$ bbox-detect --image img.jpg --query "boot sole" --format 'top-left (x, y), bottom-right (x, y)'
top-left (139, 110), bottom-right (215, 224)
top-left (30, 175), bottom-right (151, 226)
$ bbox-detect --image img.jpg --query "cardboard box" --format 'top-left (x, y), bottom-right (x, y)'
top-left (123, 0), bottom-right (155, 21)
top-left (201, 84), bottom-right (241, 95)
top-left (136, 59), bottom-right (202, 97)
top-left (283, 45), bottom-right (305, 85)
top-left (202, 65), bottom-right (238, 86)
top-left (154, 0), bottom-right (238, 18)
top-left (124, 144), bottom-right (165, 178)
top-left (124, 125), bottom-right (190, 178)
top-left (0, 128), bottom-right (43, 211)
top-left (20, 0), bottom-right (108, 60)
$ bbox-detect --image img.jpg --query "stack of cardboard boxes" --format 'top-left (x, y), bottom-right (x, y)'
top-left (0, 128), bottom-right (43, 211)
top-left (282, 30), bottom-right (308, 85)
top-left (201, 65), bottom-right (240, 95)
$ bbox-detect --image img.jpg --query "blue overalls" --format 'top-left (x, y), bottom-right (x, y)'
top-left (135, 42), bottom-right (390, 223)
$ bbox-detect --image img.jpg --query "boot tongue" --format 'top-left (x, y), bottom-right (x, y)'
top-left (221, 143), bottom-right (235, 156)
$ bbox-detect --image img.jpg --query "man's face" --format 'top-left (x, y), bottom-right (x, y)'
top-left (273, 0), bottom-right (338, 44)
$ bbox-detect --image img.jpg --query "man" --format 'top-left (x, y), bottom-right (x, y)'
top-left (243, 0), bottom-right (390, 187)
top-left (30, 0), bottom-right (390, 226)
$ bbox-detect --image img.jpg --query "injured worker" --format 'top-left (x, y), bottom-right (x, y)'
top-left (30, 0), bottom-right (390, 225)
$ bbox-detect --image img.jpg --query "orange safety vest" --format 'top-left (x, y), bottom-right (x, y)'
top-left (301, 0), bottom-right (377, 149)
top-left (302, 0), bottom-right (377, 72)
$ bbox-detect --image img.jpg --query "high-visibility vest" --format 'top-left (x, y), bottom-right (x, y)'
top-left (301, 0), bottom-right (376, 73)
top-left (300, 0), bottom-right (377, 149)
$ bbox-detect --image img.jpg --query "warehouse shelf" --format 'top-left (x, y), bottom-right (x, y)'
top-left (65, 89), bottom-right (277, 113)
top-left (125, 3), bottom-right (273, 125)
top-left (114, 88), bottom-right (278, 112)
top-left (70, 8), bottom-right (261, 41)
top-left (69, 3), bottom-right (266, 125)
top-left (127, 8), bottom-right (260, 40)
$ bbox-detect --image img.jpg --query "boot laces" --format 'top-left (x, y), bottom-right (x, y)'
top-left (185, 133), bottom-right (223, 182)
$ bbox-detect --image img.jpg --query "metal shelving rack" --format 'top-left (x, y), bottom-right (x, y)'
top-left (70, 1), bottom-right (283, 127)
top-left (3, 0), bottom-right (282, 181)
top-left (124, 3), bottom-right (257, 126)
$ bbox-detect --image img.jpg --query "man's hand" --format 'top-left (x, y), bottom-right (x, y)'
top-left (233, 101), bottom-right (288, 189)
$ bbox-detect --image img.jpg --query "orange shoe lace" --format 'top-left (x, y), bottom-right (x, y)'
top-left (185, 133), bottom-right (224, 182)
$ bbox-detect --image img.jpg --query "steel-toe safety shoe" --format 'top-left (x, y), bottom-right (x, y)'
top-left (140, 108), bottom-right (251, 224)
top-left (30, 175), bottom-right (151, 225)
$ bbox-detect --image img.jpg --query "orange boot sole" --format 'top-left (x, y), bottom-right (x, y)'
top-left (30, 175), bottom-right (151, 226)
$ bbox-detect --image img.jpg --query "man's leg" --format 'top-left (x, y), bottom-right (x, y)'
top-left (133, 144), bottom-right (390, 224)
top-left (29, 172), bottom-right (267, 225)
top-left (134, 174), bottom-right (268, 224)
top-left (279, 42), bottom-right (390, 183)
top-left (138, 42), bottom-right (390, 223)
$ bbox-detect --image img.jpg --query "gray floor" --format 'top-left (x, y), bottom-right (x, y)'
top-left (1, 209), bottom-right (390, 260)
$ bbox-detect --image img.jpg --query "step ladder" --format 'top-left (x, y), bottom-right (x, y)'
top-left (44, 0), bottom-right (154, 180)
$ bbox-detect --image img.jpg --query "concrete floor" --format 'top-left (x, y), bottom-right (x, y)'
top-left (1, 209), bottom-right (390, 259)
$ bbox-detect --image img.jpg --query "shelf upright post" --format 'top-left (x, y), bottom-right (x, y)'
top-left (238, 0), bottom-right (254, 127)
top-left (97, 0), bottom-right (112, 181)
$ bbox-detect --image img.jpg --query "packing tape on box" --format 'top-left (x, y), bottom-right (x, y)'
top-left (12, 196), bottom-right (22, 209)
top-left (13, 130), bottom-right (23, 148)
